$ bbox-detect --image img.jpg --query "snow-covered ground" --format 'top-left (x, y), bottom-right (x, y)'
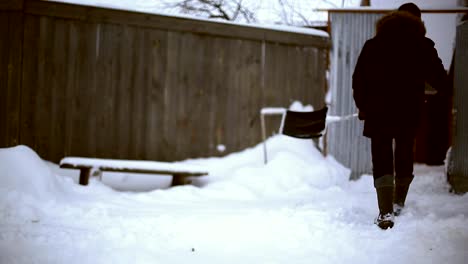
top-left (1, 135), bottom-right (467, 264)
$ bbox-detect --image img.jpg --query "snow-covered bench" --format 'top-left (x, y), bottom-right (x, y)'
top-left (59, 157), bottom-right (208, 187)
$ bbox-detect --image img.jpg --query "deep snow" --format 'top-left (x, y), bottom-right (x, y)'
top-left (2, 1), bottom-right (465, 263)
top-left (1, 135), bottom-right (467, 264)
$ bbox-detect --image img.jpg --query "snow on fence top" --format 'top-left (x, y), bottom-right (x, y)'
top-left (45, 0), bottom-right (329, 38)
top-left (60, 157), bottom-right (209, 175)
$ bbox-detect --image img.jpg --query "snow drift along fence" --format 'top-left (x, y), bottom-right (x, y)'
top-left (0, 0), bottom-right (329, 163)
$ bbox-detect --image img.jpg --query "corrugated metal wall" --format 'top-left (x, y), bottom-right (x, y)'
top-left (449, 21), bottom-right (468, 193)
top-left (327, 12), bottom-right (384, 179)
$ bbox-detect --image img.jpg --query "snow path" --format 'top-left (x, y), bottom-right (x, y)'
top-left (1, 170), bottom-right (467, 263)
top-left (0, 139), bottom-right (467, 264)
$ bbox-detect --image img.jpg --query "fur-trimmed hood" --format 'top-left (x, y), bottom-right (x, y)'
top-left (376, 11), bottom-right (426, 39)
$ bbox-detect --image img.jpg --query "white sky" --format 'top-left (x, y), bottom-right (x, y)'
top-left (47, 0), bottom-right (362, 24)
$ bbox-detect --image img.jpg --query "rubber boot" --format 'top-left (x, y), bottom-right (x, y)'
top-left (374, 175), bottom-right (395, 230)
top-left (394, 175), bottom-right (414, 216)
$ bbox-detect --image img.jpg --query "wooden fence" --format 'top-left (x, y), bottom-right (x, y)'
top-left (0, 0), bottom-right (330, 163)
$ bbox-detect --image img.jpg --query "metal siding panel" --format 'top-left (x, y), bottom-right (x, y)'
top-left (328, 12), bottom-right (383, 179)
top-left (451, 21), bottom-right (468, 193)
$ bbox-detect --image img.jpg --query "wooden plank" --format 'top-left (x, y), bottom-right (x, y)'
top-left (115, 24), bottom-right (132, 159)
top-left (204, 36), bottom-right (229, 157)
top-left (24, 0), bottom-right (329, 48)
top-left (0, 0), bottom-right (23, 10)
top-left (93, 23), bottom-right (106, 158)
top-left (241, 40), bottom-right (262, 148)
top-left (262, 43), bottom-right (286, 137)
top-left (6, 12), bottom-right (23, 147)
top-left (94, 23), bottom-right (118, 158)
top-left (181, 33), bottom-right (207, 158)
top-left (35, 16), bottom-right (55, 160)
top-left (63, 19), bottom-right (78, 157)
top-left (176, 32), bottom-right (205, 159)
top-left (195, 35), bottom-right (218, 157)
top-left (0, 12), bottom-right (23, 148)
top-left (267, 43), bottom-right (285, 106)
top-left (129, 27), bottom-right (146, 160)
top-left (233, 39), bottom-right (263, 150)
top-left (204, 37), bottom-right (222, 156)
top-left (223, 37), bottom-right (240, 152)
top-left (312, 48), bottom-right (327, 109)
top-left (68, 21), bottom-right (95, 157)
top-left (0, 12), bottom-right (10, 147)
top-left (83, 22), bottom-right (99, 157)
top-left (233, 39), bottom-right (244, 151)
top-left (48, 18), bottom-right (69, 162)
top-left (287, 45), bottom-right (304, 107)
top-left (106, 24), bottom-right (120, 159)
top-left (139, 28), bottom-right (152, 160)
top-left (172, 32), bottom-right (191, 159)
top-left (302, 47), bottom-right (316, 107)
top-left (162, 31), bottom-right (180, 160)
top-left (145, 28), bottom-right (167, 160)
top-left (20, 15), bottom-right (40, 150)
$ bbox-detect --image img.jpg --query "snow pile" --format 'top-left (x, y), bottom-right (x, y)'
top-left (289, 101), bottom-right (314, 111)
top-left (0, 145), bottom-right (62, 200)
top-left (0, 138), bottom-right (467, 264)
top-left (196, 135), bottom-right (350, 200)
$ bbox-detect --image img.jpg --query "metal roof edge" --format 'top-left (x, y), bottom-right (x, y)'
top-left (317, 7), bottom-right (468, 14)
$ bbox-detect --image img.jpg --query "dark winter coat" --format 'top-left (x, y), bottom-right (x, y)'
top-left (352, 11), bottom-right (447, 138)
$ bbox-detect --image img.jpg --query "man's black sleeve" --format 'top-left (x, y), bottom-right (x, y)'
top-left (423, 37), bottom-right (448, 95)
top-left (352, 40), bottom-right (372, 116)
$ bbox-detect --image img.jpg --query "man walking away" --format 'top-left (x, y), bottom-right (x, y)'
top-left (352, 2), bottom-right (447, 229)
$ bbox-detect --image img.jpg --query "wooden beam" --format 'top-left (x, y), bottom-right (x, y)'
top-left (0, 0), bottom-right (23, 10)
top-left (360, 0), bottom-right (371, 7)
top-left (24, 0), bottom-right (329, 48)
top-left (319, 7), bottom-right (468, 14)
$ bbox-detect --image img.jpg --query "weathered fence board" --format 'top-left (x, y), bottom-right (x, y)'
top-left (0, 11), bottom-right (22, 148)
top-left (146, 29), bottom-right (168, 160)
top-left (0, 13), bottom-right (7, 147)
top-left (20, 14), bottom-right (38, 151)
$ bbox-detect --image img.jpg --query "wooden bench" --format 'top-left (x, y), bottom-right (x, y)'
top-left (59, 157), bottom-right (209, 187)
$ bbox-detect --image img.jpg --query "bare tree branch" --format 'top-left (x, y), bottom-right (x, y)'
top-left (161, 0), bottom-right (257, 23)
top-left (157, 0), bottom-right (344, 26)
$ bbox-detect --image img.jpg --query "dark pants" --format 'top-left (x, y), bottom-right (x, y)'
top-left (371, 135), bottom-right (415, 181)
